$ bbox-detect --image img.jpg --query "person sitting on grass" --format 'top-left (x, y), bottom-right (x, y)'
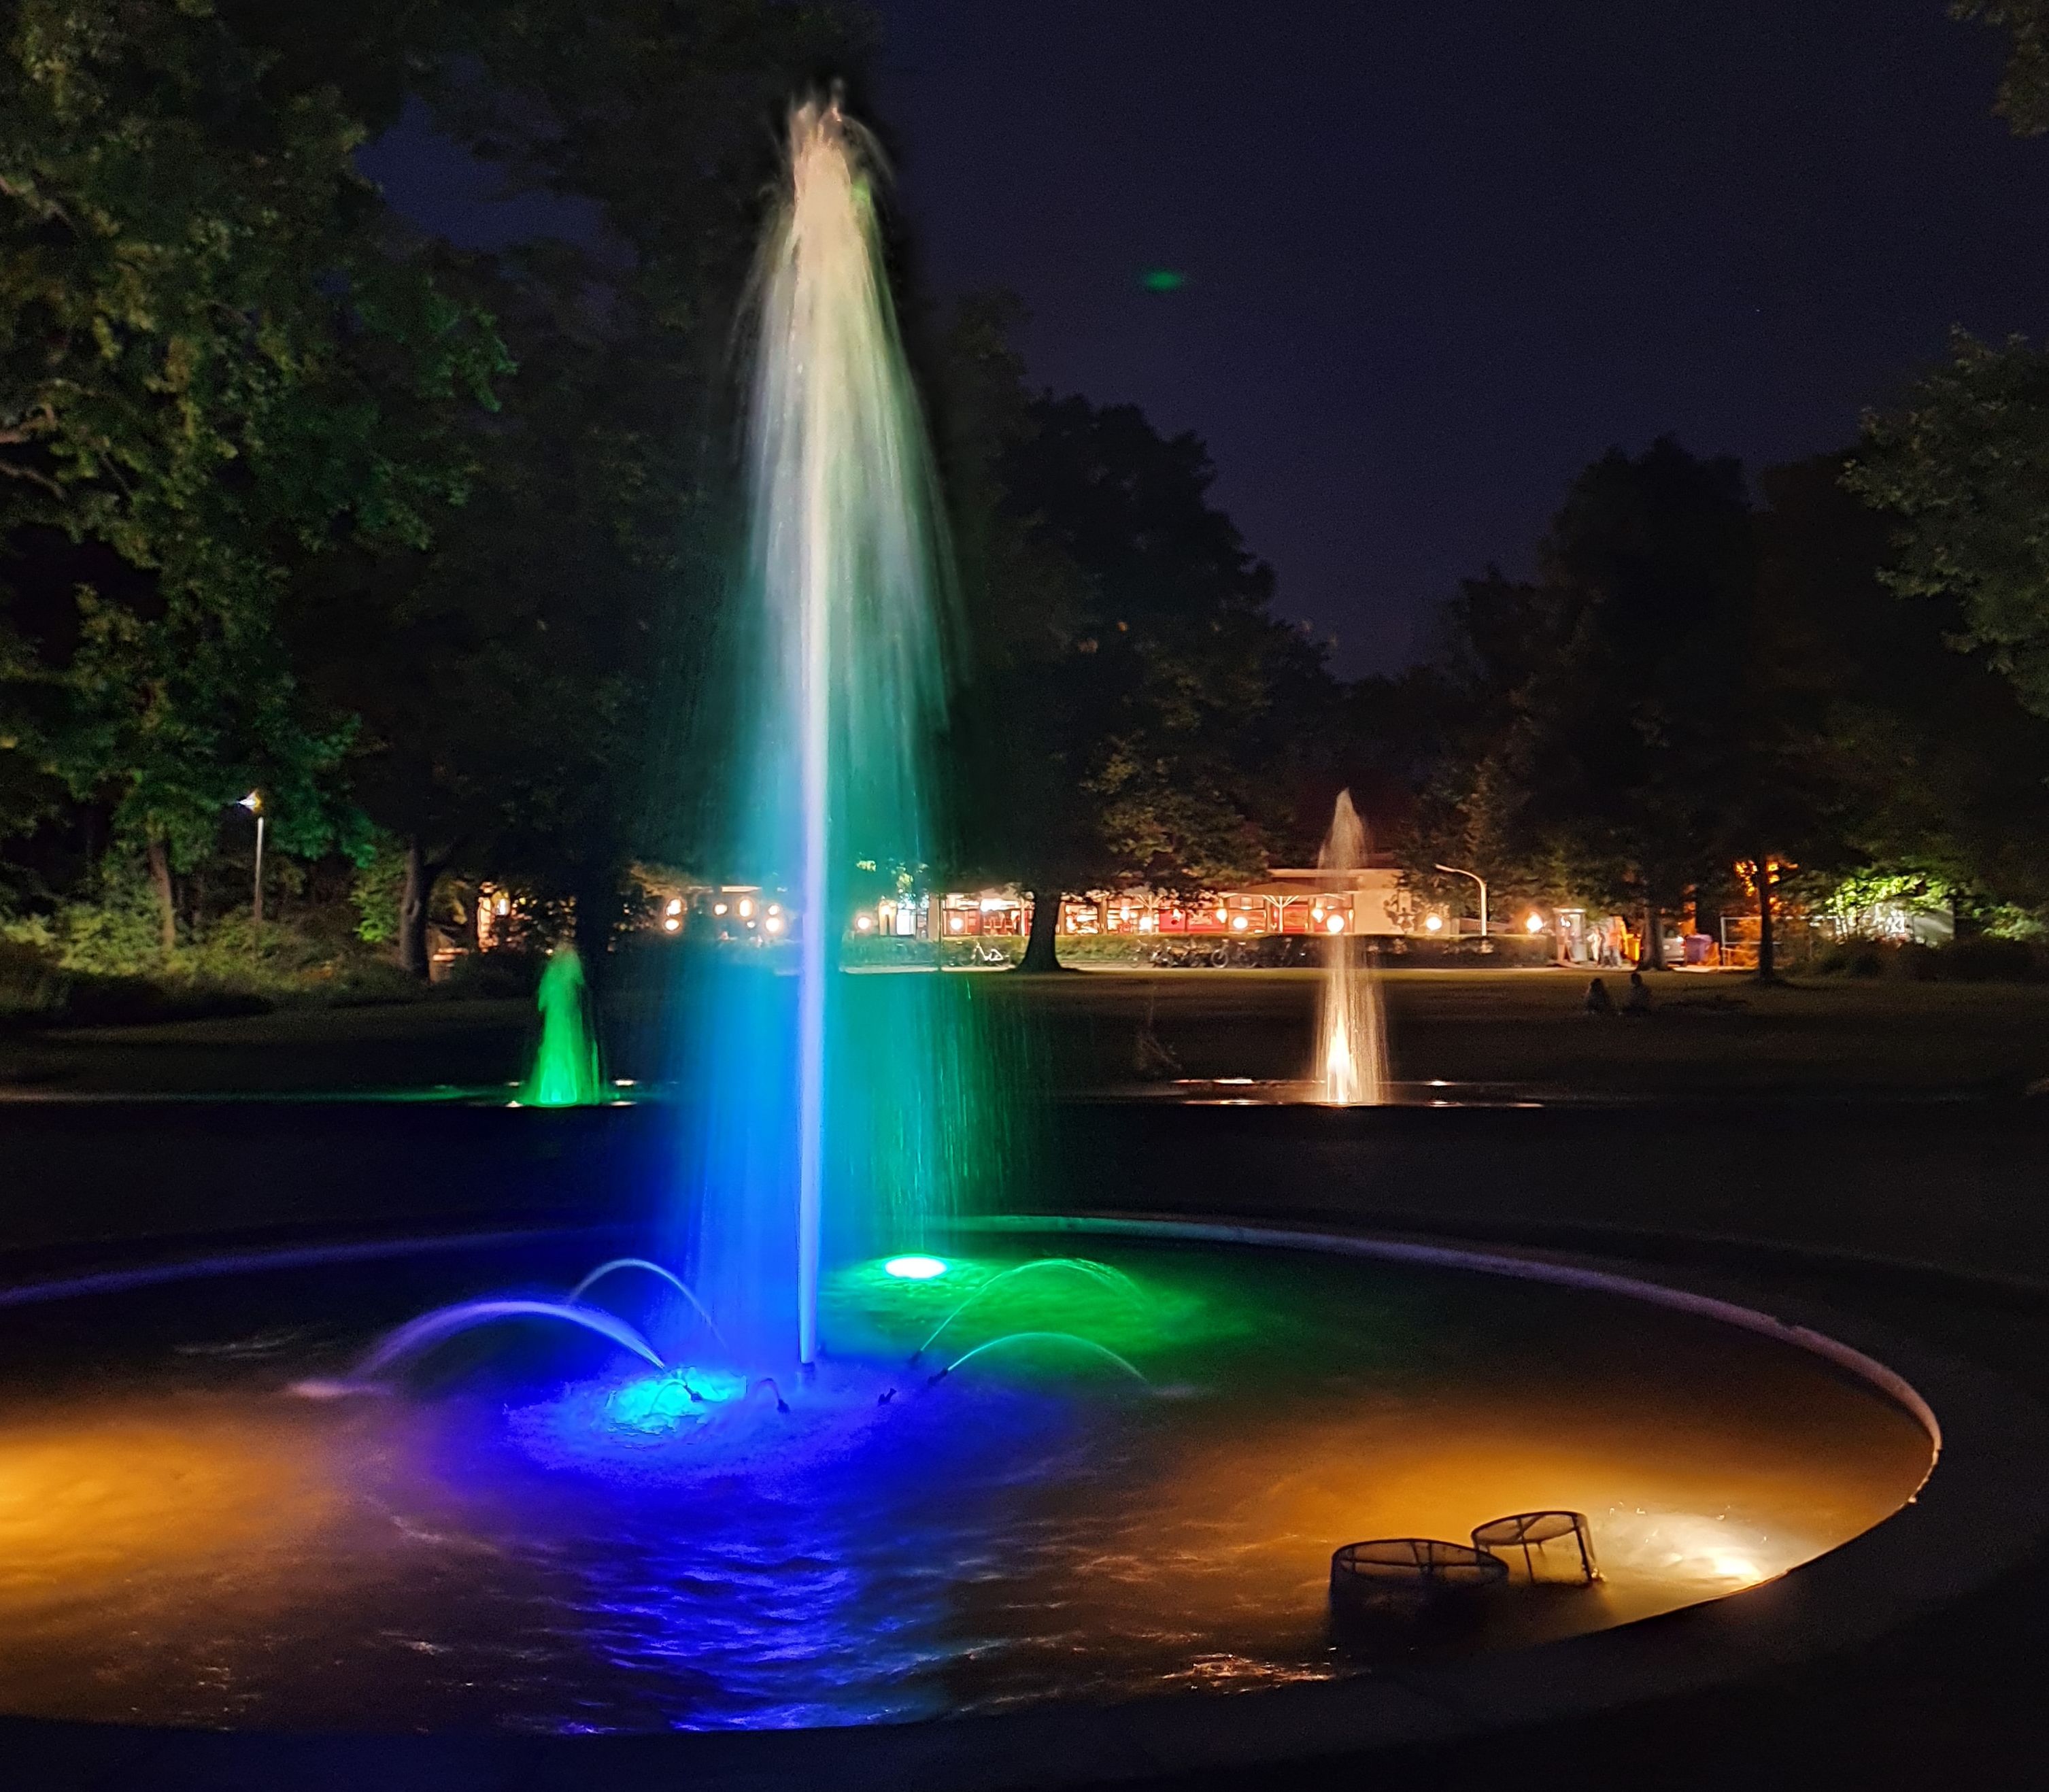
top-left (1583, 977), bottom-right (1613, 1015)
top-left (1623, 970), bottom-right (1652, 1016)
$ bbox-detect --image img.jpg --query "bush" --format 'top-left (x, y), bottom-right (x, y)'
top-left (54, 975), bottom-right (273, 1026)
top-left (0, 939), bottom-right (66, 1018)
top-left (1939, 935), bottom-right (2044, 981)
top-left (1816, 936), bottom-right (2045, 982)
top-left (439, 947), bottom-right (545, 998)
top-left (839, 934), bottom-right (938, 970)
top-left (0, 937), bottom-right (275, 1027)
top-left (1816, 942), bottom-right (1892, 978)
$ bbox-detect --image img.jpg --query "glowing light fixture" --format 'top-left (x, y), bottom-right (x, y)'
top-left (1525, 912), bottom-right (1545, 933)
top-left (1423, 913), bottom-right (1444, 933)
top-left (1230, 913), bottom-right (1249, 932)
top-left (666, 898), bottom-right (683, 916)
top-left (713, 902), bottom-right (728, 917)
top-left (856, 914), bottom-right (874, 932)
top-left (768, 902), bottom-right (781, 916)
top-left (662, 917), bottom-right (681, 933)
top-left (949, 916), bottom-right (964, 933)
top-left (737, 898), bottom-right (755, 919)
top-left (1215, 907), bottom-right (1227, 923)
top-left (237, 790), bottom-right (261, 814)
top-left (765, 914), bottom-right (785, 934)
top-left (1325, 913), bottom-right (1347, 934)
top-left (883, 1255), bottom-right (947, 1280)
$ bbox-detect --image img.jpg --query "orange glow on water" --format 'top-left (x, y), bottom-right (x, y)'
top-left (0, 1249), bottom-right (1935, 1729)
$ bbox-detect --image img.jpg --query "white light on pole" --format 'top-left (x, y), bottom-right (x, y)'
top-left (238, 792), bottom-right (265, 927)
top-left (1433, 864), bottom-right (1489, 938)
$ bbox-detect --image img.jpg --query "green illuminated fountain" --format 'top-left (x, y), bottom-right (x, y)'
top-left (519, 945), bottom-right (606, 1107)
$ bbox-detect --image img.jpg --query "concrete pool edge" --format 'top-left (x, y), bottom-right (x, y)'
top-left (1, 1216), bottom-right (2045, 1791)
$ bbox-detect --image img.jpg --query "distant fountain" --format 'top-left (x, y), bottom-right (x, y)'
top-left (519, 946), bottom-right (605, 1107)
top-left (1317, 792), bottom-right (1389, 1105)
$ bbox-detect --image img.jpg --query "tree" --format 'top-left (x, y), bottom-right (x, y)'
top-left (943, 348), bottom-right (1319, 970)
top-left (0, 0), bottom-right (508, 945)
top-left (1952, 1), bottom-right (2049, 135)
top-left (1847, 331), bottom-right (2049, 720)
top-left (1763, 454), bottom-right (2049, 925)
top-left (1504, 441), bottom-right (1757, 967)
top-left (2, 0), bottom-right (873, 972)
top-left (361, 1), bottom-right (873, 978)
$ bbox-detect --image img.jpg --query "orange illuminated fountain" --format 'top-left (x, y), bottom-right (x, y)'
top-left (1317, 790), bottom-right (1389, 1104)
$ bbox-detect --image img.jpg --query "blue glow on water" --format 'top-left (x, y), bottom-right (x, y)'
top-left (605, 1367), bottom-right (751, 1433)
top-left (424, 1355), bottom-right (1116, 1729)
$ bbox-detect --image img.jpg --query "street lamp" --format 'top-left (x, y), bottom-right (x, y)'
top-left (1433, 864), bottom-right (1489, 938)
top-left (237, 791), bottom-right (265, 926)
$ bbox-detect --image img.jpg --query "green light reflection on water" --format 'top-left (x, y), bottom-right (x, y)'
top-left (821, 1253), bottom-right (1246, 1368)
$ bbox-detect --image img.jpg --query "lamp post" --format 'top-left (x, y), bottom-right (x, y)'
top-left (238, 791), bottom-right (265, 926)
top-left (1433, 864), bottom-right (1489, 939)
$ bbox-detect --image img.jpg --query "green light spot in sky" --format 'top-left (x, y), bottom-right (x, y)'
top-left (1140, 269), bottom-right (1187, 292)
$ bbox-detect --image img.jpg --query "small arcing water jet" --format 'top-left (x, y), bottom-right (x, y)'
top-left (1317, 791), bottom-right (1389, 1105)
top-left (518, 946), bottom-right (605, 1107)
top-left (338, 1300), bottom-right (666, 1386)
top-left (569, 1260), bottom-right (726, 1345)
top-left (929, 1332), bottom-right (1151, 1388)
top-left (911, 1259), bottom-right (1142, 1363)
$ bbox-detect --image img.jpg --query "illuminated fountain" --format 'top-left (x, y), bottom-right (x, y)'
top-left (1317, 790), bottom-right (1389, 1105)
top-left (0, 97), bottom-right (1967, 1757)
top-left (680, 95), bottom-right (979, 1370)
top-left (517, 945), bottom-right (607, 1107)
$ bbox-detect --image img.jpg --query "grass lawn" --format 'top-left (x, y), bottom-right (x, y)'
top-left (2, 967), bottom-right (2046, 1098)
top-left (996, 968), bottom-right (2049, 1096)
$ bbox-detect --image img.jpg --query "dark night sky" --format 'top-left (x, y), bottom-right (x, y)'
top-left (367, 3), bottom-right (2049, 675)
top-left (860, 0), bottom-right (2049, 672)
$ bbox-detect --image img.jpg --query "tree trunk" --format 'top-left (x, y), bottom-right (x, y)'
top-left (1017, 882), bottom-right (1064, 973)
top-left (146, 836), bottom-right (176, 953)
top-left (399, 836), bottom-right (439, 981)
top-left (1640, 894), bottom-right (1667, 970)
top-left (1757, 855), bottom-right (1777, 981)
top-left (573, 875), bottom-right (621, 996)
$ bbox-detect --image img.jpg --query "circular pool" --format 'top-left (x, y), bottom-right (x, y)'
top-left (0, 1223), bottom-right (1936, 1735)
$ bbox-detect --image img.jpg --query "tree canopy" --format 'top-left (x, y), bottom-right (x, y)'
top-left (1952, 1), bottom-right (2049, 134)
top-left (935, 304), bottom-right (1330, 968)
top-left (1847, 331), bottom-right (2049, 719)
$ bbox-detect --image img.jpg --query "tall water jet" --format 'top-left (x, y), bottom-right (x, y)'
top-left (520, 946), bottom-right (605, 1107)
top-left (685, 99), bottom-right (975, 1368)
top-left (1317, 792), bottom-right (1389, 1105)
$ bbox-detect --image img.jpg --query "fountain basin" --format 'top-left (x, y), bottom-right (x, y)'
top-left (0, 1213), bottom-right (2003, 1759)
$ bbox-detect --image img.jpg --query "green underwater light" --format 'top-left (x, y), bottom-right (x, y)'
top-left (1140, 268), bottom-right (1187, 292)
top-left (883, 1255), bottom-right (949, 1281)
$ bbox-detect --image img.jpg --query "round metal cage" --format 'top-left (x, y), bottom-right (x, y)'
top-left (1470, 1510), bottom-right (1599, 1585)
top-left (1329, 1538), bottom-right (1508, 1610)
